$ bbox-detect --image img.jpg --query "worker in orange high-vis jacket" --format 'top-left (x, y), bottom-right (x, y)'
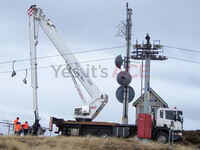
top-left (13, 117), bottom-right (19, 125)
top-left (22, 121), bottom-right (29, 136)
top-left (14, 122), bottom-right (22, 135)
top-left (13, 117), bottom-right (19, 132)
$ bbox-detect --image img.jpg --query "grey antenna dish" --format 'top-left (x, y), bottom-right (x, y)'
top-left (115, 55), bottom-right (123, 68)
top-left (116, 85), bottom-right (135, 103)
top-left (117, 71), bottom-right (132, 86)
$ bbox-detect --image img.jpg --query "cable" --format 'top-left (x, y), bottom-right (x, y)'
top-left (1, 44), bottom-right (199, 65)
top-left (1, 44), bottom-right (200, 74)
top-left (0, 57), bottom-right (116, 74)
top-left (166, 56), bottom-right (200, 64)
top-left (160, 45), bottom-right (200, 63)
top-left (163, 45), bottom-right (200, 54)
top-left (0, 55), bottom-right (199, 74)
top-left (0, 45), bottom-right (125, 65)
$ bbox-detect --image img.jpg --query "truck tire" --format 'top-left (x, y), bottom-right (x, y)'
top-left (130, 131), bottom-right (137, 137)
top-left (82, 130), bottom-right (93, 138)
top-left (98, 130), bottom-right (111, 138)
top-left (156, 132), bottom-right (168, 143)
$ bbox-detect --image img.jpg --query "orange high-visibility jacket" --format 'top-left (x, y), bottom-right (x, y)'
top-left (22, 123), bottom-right (29, 129)
top-left (15, 124), bottom-right (22, 132)
top-left (13, 119), bottom-right (19, 125)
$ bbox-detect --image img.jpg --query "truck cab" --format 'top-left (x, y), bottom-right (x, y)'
top-left (156, 108), bottom-right (183, 130)
top-left (153, 108), bottom-right (183, 142)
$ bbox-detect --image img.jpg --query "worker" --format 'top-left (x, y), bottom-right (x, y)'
top-left (22, 121), bottom-right (29, 136)
top-left (13, 117), bottom-right (19, 132)
top-left (14, 122), bottom-right (22, 136)
top-left (13, 117), bottom-right (19, 125)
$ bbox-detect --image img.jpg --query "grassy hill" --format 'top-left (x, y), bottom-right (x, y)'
top-left (181, 130), bottom-right (200, 147)
top-left (0, 136), bottom-right (198, 150)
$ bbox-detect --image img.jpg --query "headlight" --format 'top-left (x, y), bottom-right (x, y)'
top-left (55, 127), bottom-right (59, 132)
top-left (177, 132), bottom-right (182, 136)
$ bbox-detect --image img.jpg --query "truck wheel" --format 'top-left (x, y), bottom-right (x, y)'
top-left (131, 132), bottom-right (138, 139)
top-left (156, 132), bottom-right (168, 143)
top-left (82, 130), bottom-right (93, 138)
top-left (98, 130), bottom-right (111, 138)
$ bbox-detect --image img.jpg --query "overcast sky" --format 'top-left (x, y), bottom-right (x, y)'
top-left (0, 0), bottom-right (200, 134)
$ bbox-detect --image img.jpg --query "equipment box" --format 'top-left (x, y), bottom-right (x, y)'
top-left (137, 114), bottom-right (152, 139)
top-left (113, 126), bottom-right (129, 137)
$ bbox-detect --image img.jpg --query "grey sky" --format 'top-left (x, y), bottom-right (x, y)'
top-left (0, 0), bottom-right (200, 134)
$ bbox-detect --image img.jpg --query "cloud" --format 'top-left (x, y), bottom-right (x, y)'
top-left (0, 0), bottom-right (200, 134)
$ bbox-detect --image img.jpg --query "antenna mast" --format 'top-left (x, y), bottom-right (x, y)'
top-left (122, 2), bottom-right (133, 124)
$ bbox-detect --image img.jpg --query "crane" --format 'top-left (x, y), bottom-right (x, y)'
top-left (28, 5), bottom-right (108, 134)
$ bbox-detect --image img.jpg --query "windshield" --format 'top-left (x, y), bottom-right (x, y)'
top-left (178, 111), bottom-right (183, 123)
top-left (165, 110), bottom-right (176, 121)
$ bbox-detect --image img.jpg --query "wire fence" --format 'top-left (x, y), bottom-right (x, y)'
top-left (0, 121), bottom-right (14, 135)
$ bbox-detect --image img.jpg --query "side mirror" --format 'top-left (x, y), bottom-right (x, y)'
top-left (175, 114), bottom-right (178, 121)
top-left (173, 116), bottom-right (176, 121)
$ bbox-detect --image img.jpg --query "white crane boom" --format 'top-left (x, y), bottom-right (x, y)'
top-left (29, 6), bottom-right (40, 135)
top-left (28, 5), bottom-right (108, 121)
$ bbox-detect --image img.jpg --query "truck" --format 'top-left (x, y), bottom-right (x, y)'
top-left (50, 107), bottom-right (183, 143)
top-left (28, 5), bottom-right (183, 142)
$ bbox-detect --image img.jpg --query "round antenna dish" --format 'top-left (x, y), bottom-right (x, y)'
top-left (115, 55), bottom-right (123, 69)
top-left (117, 71), bottom-right (132, 86)
top-left (116, 86), bottom-right (135, 103)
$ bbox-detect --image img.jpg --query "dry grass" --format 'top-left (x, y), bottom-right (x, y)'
top-left (0, 136), bottom-right (197, 150)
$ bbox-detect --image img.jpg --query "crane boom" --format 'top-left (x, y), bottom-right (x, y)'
top-left (28, 5), bottom-right (108, 122)
top-left (29, 6), bottom-right (41, 135)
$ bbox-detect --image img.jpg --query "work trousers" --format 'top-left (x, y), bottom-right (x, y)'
top-left (15, 131), bottom-right (21, 136)
top-left (24, 129), bottom-right (28, 136)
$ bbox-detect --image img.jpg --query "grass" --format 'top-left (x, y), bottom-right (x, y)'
top-left (0, 136), bottom-right (198, 150)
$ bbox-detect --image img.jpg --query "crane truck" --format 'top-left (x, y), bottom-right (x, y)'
top-left (28, 5), bottom-right (108, 134)
top-left (28, 5), bottom-right (183, 142)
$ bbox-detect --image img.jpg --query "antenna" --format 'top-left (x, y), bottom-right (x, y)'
top-left (115, 2), bottom-right (133, 125)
